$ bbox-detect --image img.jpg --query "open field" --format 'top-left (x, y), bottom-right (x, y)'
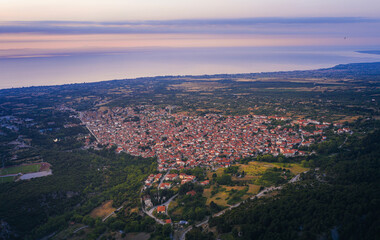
top-left (0, 163), bottom-right (41, 175)
top-left (0, 176), bottom-right (14, 183)
top-left (204, 187), bottom-right (229, 207)
top-left (237, 161), bottom-right (308, 179)
top-left (90, 200), bottom-right (116, 219)
top-left (170, 207), bottom-right (183, 217)
top-left (206, 167), bottom-right (225, 179)
top-left (246, 184), bottom-right (261, 195)
top-left (271, 162), bottom-right (309, 175)
top-left (204, 185), bottom-right (256, 207)
top-left (167, 82), bottom-right (227, 92)
top-left (208, 161), bottom-right (306, 181)
top-left (203, 162), bottom-right (307, 207)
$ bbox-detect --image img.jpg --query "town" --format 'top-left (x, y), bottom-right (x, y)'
top-left (79, 106), bottom-right (350, 185)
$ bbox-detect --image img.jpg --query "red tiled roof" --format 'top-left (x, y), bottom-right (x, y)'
top-left (157, 206), bottom-right (166, 213)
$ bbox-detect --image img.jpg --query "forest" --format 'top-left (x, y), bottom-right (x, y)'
top-left (0, 148), bottom-right (157, 239)
top-left (208, 130), bottom-right (380, 240)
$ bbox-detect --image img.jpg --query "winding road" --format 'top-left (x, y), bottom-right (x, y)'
top-left (102, 205), bottom-right (123, 222)
top-left (179, 171), bottom-right (308, 239)
top-left (142, 169), bottom-right (308, 239)
top-left (143, 193), bottom-right (179, 225)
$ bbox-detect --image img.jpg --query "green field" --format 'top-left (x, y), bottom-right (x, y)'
top-left (0, 164), bottom-right (41, 176)
top-left (203, 162), bottom-right (309, 207)
top-left (0, 176), bottom-right (14, 183)
top-left (238, 161), bottom-right (308, 178)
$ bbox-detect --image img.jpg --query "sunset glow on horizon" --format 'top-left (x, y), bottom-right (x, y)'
top-left (1, 0), bottom-right (380, 21)
top-left (0, 0), bottom-right (379, 88)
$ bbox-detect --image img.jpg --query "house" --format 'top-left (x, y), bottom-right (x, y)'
top-left (157, 206), bottom-right (166, 214)
top-left (200, 180), bottom-right (209, 186)
top-left (343, 128), bottom-right (352, 134)
top-left (116, 146), bottom-right (123, 153)
top-left (337, 129), bottom-right (344, 134)
top-left (154, 174), bottom-right (162, 182)
top-left (313, 130), bottom-right (323, 135)
top-left (159, 182), bottom-right (171, 189)
top-left (186, 190), bottom-right (196, 196)
top-left (282, 149), bottom-right (296, 157)
top-left (164, 174), bottom-right (178, 181)
top-left (179, 173), bottom-right (196, 181)
top-left (181, 179), bottom-right (192, 185)
top-left (179, 173), bottom-right (188, 179)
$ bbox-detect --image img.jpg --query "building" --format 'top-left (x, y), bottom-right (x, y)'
top-left (200, 180), bottom-right (210, 186)
top-left (159, 182), bottom-right (171, 190)
top-left (157, 206), bottom-right (166, 214)
top-left (164, 174), bottom-right (178, 181)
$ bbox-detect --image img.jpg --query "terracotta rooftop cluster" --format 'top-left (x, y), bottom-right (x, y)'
top-left (80, 106), bottom-right (328, 171)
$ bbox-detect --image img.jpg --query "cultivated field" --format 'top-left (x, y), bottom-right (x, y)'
top-left (90, 200), bottom-right (116, 219)
top-left (203, 161), bottom-right (308, 207)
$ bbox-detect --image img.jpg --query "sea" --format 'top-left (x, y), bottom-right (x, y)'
top-left (1, 46), bottom-right (380, 89)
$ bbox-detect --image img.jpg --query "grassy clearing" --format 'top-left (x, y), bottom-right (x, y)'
top-left (204, 186), bottom-right (251, 207)
top-left (168, 200), bottom-right (184, 219)
top-left (246, 184), bottom-right (261, 195)
top-left (239, 161), bottom-right (308, 177)
top-left (203, 162), bottom-right (308, 206)
top-left (206, 191), bottom-right (229, 207)
top-left (206, 167), bottom-right (225, 179)
top-left (0, 164), bottom-right (41, 175)
top-left (168, 200), bottom-right (178, 213)
top-left (0, 176), bottom-right (14, 183)
top-left (271, 163), bottom-right (308, 175)
top-left (90, 200), bottom-right (116, 219)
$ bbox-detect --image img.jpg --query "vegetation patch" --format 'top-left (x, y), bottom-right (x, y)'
top-left (0, 176), bottom-right (14, 183)
top-left (90, 200), bottom-right (116, 219)
top-left (0, 163), bottom-right (42, 175)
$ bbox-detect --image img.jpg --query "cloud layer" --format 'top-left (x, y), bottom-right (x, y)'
top-left (1, 17), bottom-right (379, 35)
top-left (0, 17), bottom-right (379, 60)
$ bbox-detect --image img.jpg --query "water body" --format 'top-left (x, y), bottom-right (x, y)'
top-left (1, 46), bottom-right (380, 89)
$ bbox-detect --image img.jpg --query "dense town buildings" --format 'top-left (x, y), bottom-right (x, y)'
top-left (80, 106), bottom-right (338, 174)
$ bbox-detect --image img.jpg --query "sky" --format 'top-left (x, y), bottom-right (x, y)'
top-left (1, 0), bottom-right (380, 21)
top-left (0, 0), bottom-right (379, 88)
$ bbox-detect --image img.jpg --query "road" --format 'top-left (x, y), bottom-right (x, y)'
top-left (178, 226), bottom-right (193, 240)
top-left (162, 193), bottom-right (178, 214)
top-left (73, 225), bottom-right (88, 233)
top-left (143, 207), bottom-right (165, 225)
top-left (180, 171), bottom-right (308, 239)
top-left (144, 193), bottom-right (179, 225)
top-left (158, 171), bottom-right (170, 190)
top-left (338, 136), bottom-right (348, 149)
top-left (78, 112), bottom-right (100, 142)
top-left (176, 216), bottom-right (209, 240)
top-left (155, 170), bottom-right (170, 201)
top-left (143, 170), bottom-right (308, 239)
top-left (102, 205), bottom-right (123, 222)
